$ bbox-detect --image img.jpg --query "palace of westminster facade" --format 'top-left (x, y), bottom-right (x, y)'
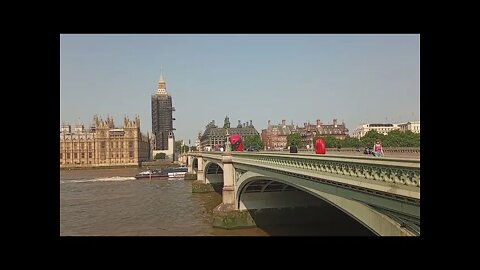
top-left (60, 115), bottom-right (150, 167)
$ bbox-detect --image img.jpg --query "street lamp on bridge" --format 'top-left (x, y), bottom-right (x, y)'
top-left (225, 128), bottom-right (231, 153)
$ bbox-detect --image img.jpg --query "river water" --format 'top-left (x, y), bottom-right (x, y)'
top-left (60, 168), bottom-right (373, 236)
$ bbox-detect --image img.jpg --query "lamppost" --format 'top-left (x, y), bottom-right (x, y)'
top-left (225, 128), bottom-right (231, 152)
top-left (312, 132), bottom-right (316, 150)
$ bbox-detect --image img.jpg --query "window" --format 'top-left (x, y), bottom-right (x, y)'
top-left (60, 153), bottom-right (63, 159)
top-left (74, 153), bottom-right (77, 159)
top-left (89, 152), bottom-right (93, 158)
top-left (129, 151), bottom-right (134, 158)
top-left (81, 153), bottom-right (85, 159)
top-left (67, 153), bottom-right (71, 159)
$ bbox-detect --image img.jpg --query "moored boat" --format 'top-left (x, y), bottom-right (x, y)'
top-left (165, 167), bottom-right (188, 178)
top-left (134, 169), bottom-right (167, 179)
top-left (134, 167), bottom-right (188, 179)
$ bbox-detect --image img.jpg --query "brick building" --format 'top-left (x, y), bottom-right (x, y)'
top-left (261, 120), bottom-right (296, 150)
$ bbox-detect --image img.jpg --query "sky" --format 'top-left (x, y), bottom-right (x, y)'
top-left (60, 34), bottom-right (420, 143)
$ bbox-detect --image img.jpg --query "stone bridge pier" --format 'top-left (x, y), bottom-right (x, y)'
top-left (211, 153), bottom-right (255, 229)
top-left (190, 152), bottom-right (255, 229)
top-left (191, 154), bottom-right (216, 192)
top-left (187, 155), bottom-right (193, 173)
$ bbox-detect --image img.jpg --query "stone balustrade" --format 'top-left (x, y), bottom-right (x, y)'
top-left (189, 152), bottom-right (420, 188)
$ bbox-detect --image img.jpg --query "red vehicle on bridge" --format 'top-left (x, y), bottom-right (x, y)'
top-left (315, 137), bottom-right (326, 154)
top-left (230, 134), bottom-right (243, 151)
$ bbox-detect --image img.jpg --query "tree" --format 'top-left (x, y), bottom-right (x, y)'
top-left (154, 153), bottom-right (166, 159)
top-left (243, 135), bottom-right (264, 150)
top-left (287, 133), bottom-right (302, 148)
top-left (353, 130), bottom-right (420, 148)
top-left (341, 136), bottom-right (361, 148)
top-left (360, 130), bottom-right (384, 148)
top-left (175, 141), bottom-right (182, 153)
top-left (311, 135), bottom-right (339, 148)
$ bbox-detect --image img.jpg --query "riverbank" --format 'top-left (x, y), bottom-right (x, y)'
top-left (60, 160), bottom-right (183, 171)
top-left (60, 164), bottom-right (140, 170)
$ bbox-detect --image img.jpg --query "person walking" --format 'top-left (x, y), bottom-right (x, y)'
top-left (289, 144), bottom-right (298, 153)
top-left (373, 140), bottom-right (384, 157)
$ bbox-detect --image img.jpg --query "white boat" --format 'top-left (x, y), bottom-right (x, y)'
top-left (134, 169), bottom-right (165, 179)
top-left (165, 167), bottom-right (188, 178)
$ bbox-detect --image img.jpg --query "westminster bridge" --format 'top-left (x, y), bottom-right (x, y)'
top-left (180, 150), bottom-right (420, 236)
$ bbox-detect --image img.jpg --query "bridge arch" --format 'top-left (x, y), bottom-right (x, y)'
top-left (236, 171), bottom-right (415, 236)
top-left (192, 157), bottom-right (198, 172)
top-left (204, 161), bottom-right (224, 184)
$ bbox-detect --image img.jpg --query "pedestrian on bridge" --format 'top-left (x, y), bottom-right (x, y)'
top-left (373, 140), bottom-right (384, 157)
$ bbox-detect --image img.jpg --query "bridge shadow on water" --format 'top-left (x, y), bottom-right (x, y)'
top-left (246, 205), bottom-right (375, 236)
top-left (210, 183), bottom-right (224, 194)
top-left (198, 181), bottom-right (375, 236)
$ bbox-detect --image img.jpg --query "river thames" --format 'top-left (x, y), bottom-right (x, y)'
top-left (60, 167), bottom-right (373, 236)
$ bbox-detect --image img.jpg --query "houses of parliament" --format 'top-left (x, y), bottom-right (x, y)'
top-left (60, 115), bottom-right (150, 167)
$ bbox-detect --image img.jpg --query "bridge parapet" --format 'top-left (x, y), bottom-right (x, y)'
top-left (324, 147), bottom-right (420, 154)
top-left (189, 152), bottom-right (420, 188)
top-left (237, 153), bottom-right (419, 187)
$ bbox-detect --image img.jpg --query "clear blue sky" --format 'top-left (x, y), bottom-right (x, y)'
top-left (60, 34), bottom-right (420, 143)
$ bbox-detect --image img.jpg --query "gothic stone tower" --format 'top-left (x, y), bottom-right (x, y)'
top-left (151, 72), bottom-right (175, 150)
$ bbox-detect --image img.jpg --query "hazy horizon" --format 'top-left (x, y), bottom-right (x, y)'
top-left (60, 34), bottom-right (420, 143)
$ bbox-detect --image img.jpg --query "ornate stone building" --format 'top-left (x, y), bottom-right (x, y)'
top-left (262, 118), bottom-right (348, 150)
top-left (397, 121), bottom-right (420, 134)
top-left (151, 72), bottom-right (175, 150)
top-left (352, 123), bottom-right (399, 139)
top-left (261, 120), bottom-right (296, 150)
top-left (297, 119), bottom-right (349, 147)
top-left (200, 116), bottom-right (260, 151)
top-left (60, 116), bottom-right (150, 167)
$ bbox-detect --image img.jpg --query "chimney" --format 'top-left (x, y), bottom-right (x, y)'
top-left (250, 120), bottom-right (252, 126)
top-left (282, 119), bottom-right (286, 125)
top-left (268, 120), bottom-right (271, 127)
top-left (316, 119), bottom-right (321, 126)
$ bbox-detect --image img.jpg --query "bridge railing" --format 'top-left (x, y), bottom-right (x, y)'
top-left (325, 147), bottom-right (419, 153)
top-left (189, 151), bottom-right (420, 188)
top-left (180, 147), bottom-right (420, 156)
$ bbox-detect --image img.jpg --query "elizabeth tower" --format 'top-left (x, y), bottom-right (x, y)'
top-left (151, 73), bottom-right (175, 150)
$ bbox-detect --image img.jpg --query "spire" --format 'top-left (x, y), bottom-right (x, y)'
top-left (160, 70), bottom-right (165, 82)
top-left (156, 70), bottom-right (168, 95)
top-left (223, 115), bottom-right (230, 129)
